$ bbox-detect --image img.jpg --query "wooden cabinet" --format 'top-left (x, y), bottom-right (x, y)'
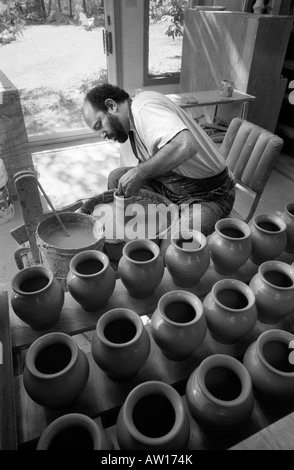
top-left (180, 10), bottom-right (293, 132)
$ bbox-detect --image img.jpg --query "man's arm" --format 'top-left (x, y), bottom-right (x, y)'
top-left (118, 130), bottom-right (197, 196)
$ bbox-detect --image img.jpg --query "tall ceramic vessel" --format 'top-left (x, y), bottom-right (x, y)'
top-left (37, 413), bottom-right (113, 450)
top-left (151, 290), bottom-right (207, 361)
top-left (186, 354), bottom-right (254, 435)
top-left (11, 266), bottom-right (64, 330)
top-left (249, 260), bottom-right (294, 324)
top-left (116, 381), bottom-right (190, 450)
top-left (165, 229), bottom-right (210, 287)
top-left (243, 329), bottom-right (294, 403)
top-left (249, 214), bottom-right (287, 265)
top-left (203, 279), bottom-right (257, 344)
top-left (208, 218), bottom-right (252, 275)
top-left (23, 332), bottom-right (89, 409)
top-left (67, 250), bottom-right (116, 312)
top-left (280, 202), bottom-right (294, 253)
top-left (91, 308), bottom-right (151, 381)
top-left (118, 239), bottom-right (164, 299)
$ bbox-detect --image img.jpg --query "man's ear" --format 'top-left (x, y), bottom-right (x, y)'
top-left (105, 98), bottom-right (117, 112)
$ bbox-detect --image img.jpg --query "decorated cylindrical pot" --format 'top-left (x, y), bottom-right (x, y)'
top-left (165, 229), bottom-right (210, 287)
top-left (249, 260), bottom-right (294, 324)
top-left (203, 279), bottom-right (257, 344)
top-left (243, 329), bottom-right (294, 403)
top-left (208, 218), bottom-right (252, 275)
top-left (67, 250), bottom-right (116, 312)
top-left (91, 308), bottom-right (151, 382)
top-left (186, 354), bottom-right (254, 435)
top-left (151, 290), bottom-right (207, 361)
top-left (23, 332), bottom-right (89, 409)
top-left (116, 381), bottom-right (190, 450)
top-left (249, 214), bottom-right (287, 265)
top-left (37, 413), bottom-right (113, 450)
top-left (118, 238), bottom-right (164, 299)
top-left (280, 202), bottom-right (294, 253)
top-left (11, 266), bottom-right (64, 330)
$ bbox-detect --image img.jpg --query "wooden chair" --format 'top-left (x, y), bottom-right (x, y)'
top-left (222, 117), bottom-right (284, 223)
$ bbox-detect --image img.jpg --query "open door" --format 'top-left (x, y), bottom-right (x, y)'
top-left (103, 0), bottom-right (123, 87)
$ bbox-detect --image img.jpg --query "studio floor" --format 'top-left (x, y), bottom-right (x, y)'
top-left (1, 138), bottom-right (294, 296)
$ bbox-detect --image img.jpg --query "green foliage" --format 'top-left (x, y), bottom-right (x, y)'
top-left (0, 0), bottom-right (25, 44)
top-left (149, 0), bottom-right (188, 40)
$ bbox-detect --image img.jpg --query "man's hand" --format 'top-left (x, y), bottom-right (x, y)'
top-left (118, 167), bottom-right (143, 197)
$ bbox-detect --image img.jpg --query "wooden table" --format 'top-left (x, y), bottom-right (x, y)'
top-left (166, 89), bottom-right (256, 121)
top-left (2, 251), bottom-right (294, 451)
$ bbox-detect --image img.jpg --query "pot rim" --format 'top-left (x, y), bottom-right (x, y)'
top-left (215, 218), bottom-right (251, 240)
top-left (36, 413), bottom-right (104, 450)
top-left (122, 380), bottom-right (187, 446)
top-left (69, 250), bottom-right (110, 278)
top-left (196, 354), bottom-right (252, 407)
top-left (285, 202), bottom-right (294, 218)
top-left (96, 308), bottom-right (144, 348)
top-left (252, 214), bottom-right (287, 233)
top-left (258, 261), bottom-right (294, 290)
top-left (25, 332), bottom-right (78, 379)
top-left (211, 279), bottom-right (256, 312)
top-left (256, 329), bottom-right (294, 377)
top-left (122, 238), bottom-right (160, 265)
top-left (170, 229), bottom-right (207, 253)
top-left (157, 290), bottom-right (203, 327)
top-left (11, 265), bottom-right (54, 296)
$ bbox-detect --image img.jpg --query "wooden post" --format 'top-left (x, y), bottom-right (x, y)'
top-left (14, 171), bottom-right (45, 263)
top-left (0, 71), bottom-right (34, 198)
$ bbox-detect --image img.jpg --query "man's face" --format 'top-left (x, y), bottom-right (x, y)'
top-left (82, 100), bottom-right (128, 144)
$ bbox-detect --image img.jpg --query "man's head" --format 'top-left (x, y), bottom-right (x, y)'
top-left (82, 83), bottom-right (130, 143)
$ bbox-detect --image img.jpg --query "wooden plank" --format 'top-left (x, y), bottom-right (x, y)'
top-left (9, 252), bottom-right (294, 351)
top-left (166, 90), bottom-right (255, 109)
top-left (230, 411), bottom-right (294, 450)
top-left (0, 291), bottom-right (17, 450)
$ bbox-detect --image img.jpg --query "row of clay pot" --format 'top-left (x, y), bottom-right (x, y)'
top-left (35, 327), bottom-right (294, 450)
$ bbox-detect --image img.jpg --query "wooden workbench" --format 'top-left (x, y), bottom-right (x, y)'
top-left (2, 251), bottom-right (294, 450)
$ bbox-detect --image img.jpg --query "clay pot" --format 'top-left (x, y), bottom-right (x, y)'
top-left (114, 190), bottom-right (135, 229)
top-left (11, 266), bottom-right (64, 330)
top-left (23, 332), bottom-right (89, 409)
top-left (67, 250), bottom-right (116, 312)
top-left (116, 381), bottom-right (190, 450)
top-left (203, 279), bottom-right (257, 344)
top-left (280, 202), bottom-right (294, 253)
top-left (208, 218), bottom-right (252, 275)
top-left (249, 260), bottom-right (294, 324)
top-left (243, 329), bottom-right (294, 403)
top-left (249, 214), bottom-right (287, 265)
top-left (118, 239), bottom-right (164, 299)
top-left (91, 308), bottom-right (151, 382)
top-left (37, 413), bottom-right (113, 450)
top-left (186, 354), bottom-right (254, 435)
top-left (151, 290), bottom-right (207, 361)
top-left (165, 229), bottom-right (210, 287)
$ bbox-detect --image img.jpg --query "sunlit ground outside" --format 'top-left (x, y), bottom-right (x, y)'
top-left (0, 22), bottom-right (183, 137)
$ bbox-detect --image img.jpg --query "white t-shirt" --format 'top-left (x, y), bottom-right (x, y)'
top-left (131, 91), bottom-right (226, 179)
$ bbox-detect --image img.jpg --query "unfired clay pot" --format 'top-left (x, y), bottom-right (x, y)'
top-left (165, 229), bottom-right (210, 287)
top-left (203, 279), bottom-right (257, 344)
top-left (118, 238), bottom-right (164, 299)
top-left (249, 260), bottom-right (294, 324)
top-left (116, 381), bottom-right (190, 450)
top-left (23, 332), bottom-right (89, 409)
top-left (91, 308), bottom-right (151, 381)
top-left (151, 290), bottom-right (207, 361)
top-left (37, 413), bottom-right (113, 450)
top-left (249, 214), bottom-right (287, 265)
top-left (186, 354), bottom-right (254, 435)
top-left (243, 329), bottom-right (294, 403)
top-left (67, 250), bottom-right (116, 312)
top-left (208, 218), bottom-right (252, 275)
top-left (11, 266), bottom-right (64, 330)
